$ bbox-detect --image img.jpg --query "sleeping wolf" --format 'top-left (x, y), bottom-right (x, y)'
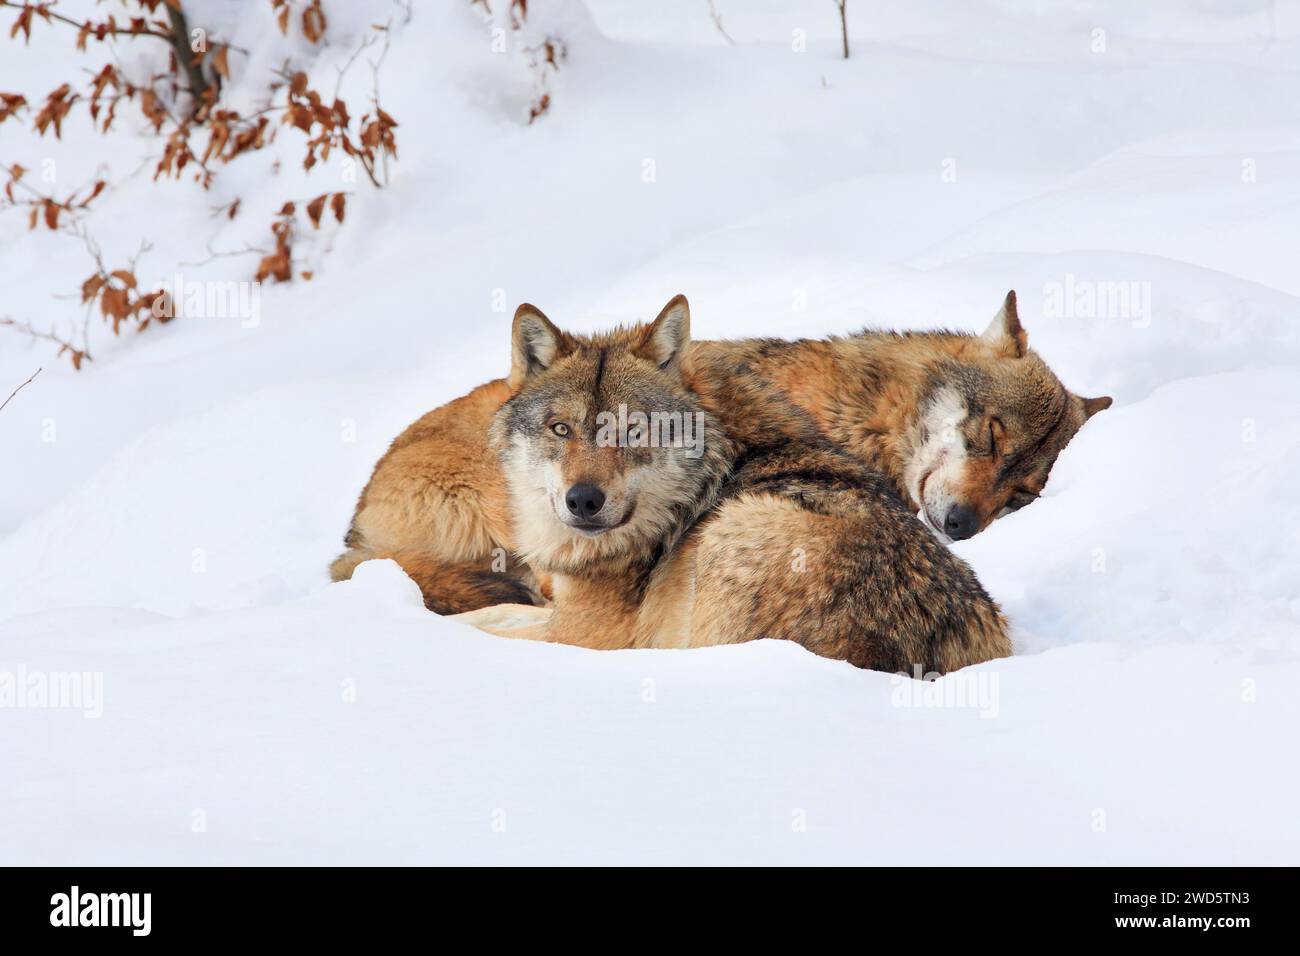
top-left (331, 292), bottom-right (1110, 614)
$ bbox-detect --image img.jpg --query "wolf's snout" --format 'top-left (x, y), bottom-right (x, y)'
top-left (565, 483), bottom-right (606, 519)
top-left (943, 503), bottom-right (978, 541)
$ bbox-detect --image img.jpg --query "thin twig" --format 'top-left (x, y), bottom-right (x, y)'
top-left (0, 366), bottom-right (41, 413)
top-left (1, 315), bottom-right (89, 364)
top-left (832, 0), bottom-right (849, 59)
top-left (368, 22), bottom-right (393, 185)
top-left (707, 0), bottom-right (736, 45)
top-left (333, 31), bottom-right (378, 104)
top-left (178, 240), bottom-right (268, 268)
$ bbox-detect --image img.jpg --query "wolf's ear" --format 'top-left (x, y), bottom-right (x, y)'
top-left (1080, 395), bottom-right (1113, 420)
top-left (509, 304), bottom-right (565, 387)
top-left (636, 294), bottom-right (691, 374)
top-left (981, 290), bottom-right (1028, 358)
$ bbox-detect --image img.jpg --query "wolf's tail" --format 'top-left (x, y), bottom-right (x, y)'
top-left (329, 547), bottom-right (543, 615)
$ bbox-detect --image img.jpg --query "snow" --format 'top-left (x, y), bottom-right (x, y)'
top-left (1, 0), bottom-right (1297, 864)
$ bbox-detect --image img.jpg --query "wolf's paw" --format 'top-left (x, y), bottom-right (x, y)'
top-left (450, 603), bottom-right (553, 641)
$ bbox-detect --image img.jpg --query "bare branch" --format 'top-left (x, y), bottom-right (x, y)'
top-left (707, 1), bottom-right (735, 45)
top-left (179, 239), bottom-right (269, 268)
top-left (1, 316), bottom-right (90, 368)
top-left (0, 366), bottom-right (41, 413)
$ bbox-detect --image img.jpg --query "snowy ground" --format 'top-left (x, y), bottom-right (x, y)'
top-left (1, 0), bottom-right (1297, 864)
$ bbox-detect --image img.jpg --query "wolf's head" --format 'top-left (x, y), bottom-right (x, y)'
top-left (906, 291), bottom-right (1112, 541)
top-left (494, 295), bottom-right (727, 575)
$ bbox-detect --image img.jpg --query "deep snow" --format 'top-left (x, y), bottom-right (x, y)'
top-left (1, 0), bottom-right (1297, 864)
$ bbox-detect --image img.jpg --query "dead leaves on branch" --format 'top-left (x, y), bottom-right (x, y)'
top-left (524, 37), bottom-right (566, 124)
top-left (6, 0), bottom-right (175, 46)
top-left (0, 315), bottom-right (90, 370)
top-left (6, 8), bottom-right (398, 191)
top-left (33, 82), bottom-right (76, 136)
top-left (3, 237), bottom-right (169, 371)
top-left (303, 190), bottom-right (345, 228)
top-left (5, 0), bottom-right (46, 43)
top-left (255, 205), bottom-right (295, 284)
top-left (3, 164), bottom-right (107, 232)
top-left (1, 1), bottom-right (402, 370)
top-left (254, 190), bottom-right (345, 284)
top-left (472, 0), bottom-right (567, 123)
top-left (270, 0), bottom-right (327, 43)
top-left (284, 51), bottom-right (398, 186)
top-left (80, 253), bottom-right (171, 340)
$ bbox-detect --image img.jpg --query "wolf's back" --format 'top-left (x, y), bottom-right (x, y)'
top-left (686, 442), bottom-right (1010, 673)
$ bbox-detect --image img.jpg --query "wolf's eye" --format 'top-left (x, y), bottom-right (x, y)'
top-left (988, 417), bottom-right (1005, 457)
top-left (1006, 490), bottom-right (1038, 511)
top-left (550, 422), bottom-right (570, 438)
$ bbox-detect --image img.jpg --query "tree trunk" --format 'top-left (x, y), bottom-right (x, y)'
top-left (164, 3), bottom-right (211, 108)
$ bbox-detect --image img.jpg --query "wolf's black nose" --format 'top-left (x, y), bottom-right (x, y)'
top-left (943, 504), bottom-right (978, 540)
top-left (565, 483), bottom-right (606, 519)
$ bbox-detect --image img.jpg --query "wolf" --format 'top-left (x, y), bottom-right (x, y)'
top-left (456, 299), bottom-right (1009, 674)
top-left (731, 293), bottom-right (1112, 540)
top-left (330, 292), bottom-right (1110, 614)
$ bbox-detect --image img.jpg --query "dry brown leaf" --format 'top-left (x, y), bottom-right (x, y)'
top-left (81, 180), bottom-right (106, 206)
top-left (305, 193), bottom-right (326, 228)
top-left (302, 1), bottom-right (327, 43)
top-left (256, 250), bottom-right (291, 283)
top-left (81, 274), bottom-right (106, 304)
